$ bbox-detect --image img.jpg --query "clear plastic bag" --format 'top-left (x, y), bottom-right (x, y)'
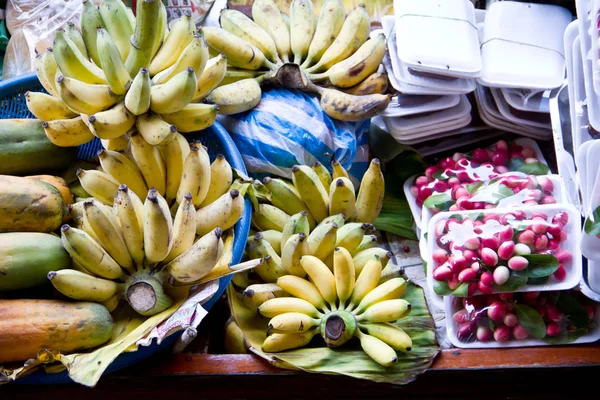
top-left (3, 0), bottom-right (98, 78)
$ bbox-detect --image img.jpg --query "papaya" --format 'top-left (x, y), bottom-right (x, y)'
top-left (0, 299), bottom-right (113, 363)
top-left (27, 175), bottom-right (74, 205)
top-left (0, 175), bottom-right (67, 233)
top-left (0, 233), bottom-right (71, 292)
top-left (0, 119), bottom-right (77, 176)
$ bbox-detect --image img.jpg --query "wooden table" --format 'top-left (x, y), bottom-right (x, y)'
top-left (3, 296), bottom-right (600, 398)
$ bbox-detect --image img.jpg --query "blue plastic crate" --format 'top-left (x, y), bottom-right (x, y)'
top-left (0, 72), bottom-right (252, 385)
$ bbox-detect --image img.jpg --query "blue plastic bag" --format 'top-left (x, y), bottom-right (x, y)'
top-left (218, 87), bottom-right (371, 184)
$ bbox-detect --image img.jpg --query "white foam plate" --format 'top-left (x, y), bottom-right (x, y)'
top-left (491, 88), bottom-right (553, 130)
top-left (394, 0), bottom-right (482, 78)
top-left (577, 0), bottom-right (600, 131)
top-left (383, 94), bottom-right (461, 118)
top-left (501, 88), bottom-right (551, 114)
top-left (444, 294), bottom-right (600, 348)
top-left (570, 31), bottom-right (592, 153)
top-left (386, 115), bottom-right (473, 145)
top-left (479, 1), bottom-right (572, 89)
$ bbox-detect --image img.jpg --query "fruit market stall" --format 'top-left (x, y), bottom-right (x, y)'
top-left (0, 0), bottom-right (599, 394)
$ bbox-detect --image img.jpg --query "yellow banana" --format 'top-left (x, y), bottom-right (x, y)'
top-left (281, 232), bottom-right (308, 277)
top-left (96, 27), bottom-right (132, 95)
top-left (349, 257), bottom-right (383, 306)
top-left (290, 0), bottom-right (316, 65)
top-left (353, 234), bottom-right (377, 255)
top-left (319, 213), bottom-right (346, 228)
top-left (224, 318), bottom-right (249, 354)
top-left (136, 112), bottom-right (178, 145)
top-left (53, 29), bottom-right (106, 84)
top-left (164, 193), bottom-right (196, 264)
top-left (299, 255), bottom-right (337, 308)
top-left (353, 248), bottom-right (392, 275)
top-left (259, 297), bottom-right (322, 318)
top-left (56, 75), bottom-right (120, 115)
top-left (308, 82), bottom-right (391, 122)
top-left (130, 132), bottom-right (167, 196)
top-left (87, 102), bottom-right (137, 140)
top-left (101, 294), bottom-right (121, 313)
top-left (312, 161), bottom-right (332, 192)
top-left (248, 233), bottom-right (287, 283)
top-left (80, 0), bottom-right (104, 67)
top-left (252, 204), bottom-right (290, 232)
top-left (262, 330), bottom-right (318, 353)
top-left (355, 330), bottom-right (398, 367)
top-left (217, 68), bottom-right (266, 88)
top-left (268, 312), bottom-right (320, 334)
top-left (242, 283), bottom-right (287, 310)
top-left (305, 4), bottom-right (370, 73)
top-left (252, 0), bottom-right (291, 63)
top-left (331, 160), bottom-right (349, 180)
top-left (277, 275), bottom-right (328, 311)
top-left (152, 33), bottom-right (209, 84)
top-left (97, 149), bottom-right (148, 200)
top-left (201, 26), bottom-right (277, 71)
top-left (281, 211), bottom-right (311, 250)
top-left (76, 168), bottom-right (120, 205)
top-left (220, 9), bottom-right (281, 64)
top-left (301, 0), bottom-right (345, 69)
top-left (310, 33), bottom-right (387, 89)
top-left (355, 158), bottom-right (385, 223)
top-left (200, 154), bottom-right (233, 207)
top-left (356, 299), bottom-right (412, 323)
top-left (167, 228), bottom-right (223, 283)
top-left (263, 177), bottom-right (315, 226)
top-left (125, 68), bottom-right (152, 116)
top-left (193, 54), bottom-right (228, 102)
top-left (64, 22), bottom-right (88, 59)
top-left (161, 103), bottom-right (219, 133)
top-left (48, 269), bottom-right (121, 302)
top-left (148, 14), bottom-right (195, 76)
top-left (205, 78), bottom-right (262, 115)
top-left (101, 135), bottom-right (130, 152)
top-left (329, 177), bottom-right (357, 221)
top-left (143, 189), bottom-right (173, 264)
top-left (82, 200), bottom-right (134, 272)
top-left (150, 67), bottom-right (198, 114)
top-left (158, 132), bottom-right (190, 205)
top-left (359, 323), bottom-right (412, 352)
top-left (99, 0), bottom-right (134, 61)
top-left (195, 189), bottom-right (242, 236)
top-left (113, 185), bottom-right (145, 268)
top-left (60, 225), bottom-right (123, 279)
top-left (176, 143), bottom-right (211, 207)
top-left (125, 0), bottom-right (162, 76)
top-left (307, 222), bottom-right (338, 261)
top-left (333, 246), bottom-right (355, 307)
top-left (258, 230), bottom-right (283, 255)
top-left (292, 165), bottom-right (329, 223)
top-left (343, 72), bottom-right (389, 96)
top-left (353, 277), bottom-right (407, 315)
top-left (335, 222), bottom-right (368, 253)
top-left (34, 49), bottom-right (59, 97)
top-left (25, 91), bottom-right (77, 120)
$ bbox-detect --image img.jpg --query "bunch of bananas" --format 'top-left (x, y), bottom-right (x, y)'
top-left (202, 0), bottom-right (391, 121)
top-left (27, 0), bottom-right (226, 148)
top-left (48, 134), bottom-right (247, 316)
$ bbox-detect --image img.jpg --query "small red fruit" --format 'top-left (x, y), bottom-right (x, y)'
top-left (493, 325), bottom-right (511, 342)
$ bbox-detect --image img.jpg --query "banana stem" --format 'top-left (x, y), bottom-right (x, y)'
top-left (126, 271), bottom-right (173, 316)
top-left (264, 59), bottom-right (281, 71)
top-left (307, 72), bottom-right (328, 81)
top-left (254, 75), bottom-right (266, 84)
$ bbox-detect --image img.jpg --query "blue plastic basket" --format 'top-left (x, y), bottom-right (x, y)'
top-left (0, 72), bottom-right (252, 385)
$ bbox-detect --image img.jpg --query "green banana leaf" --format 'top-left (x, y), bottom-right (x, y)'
top-left (374, 195), bottom-right (418, 240)
top-left (228, 281), bottom-right (440, 385)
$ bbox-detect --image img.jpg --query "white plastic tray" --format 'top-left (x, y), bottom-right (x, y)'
top-left (382, 94), bottom-right (461, 118)
top-left (385, 115), bottom-right (473, 146)
top-left (501, 88), bottom-right (551, 114)
top-left (444, 294), bottom-right (600, 348)
top-left (394, 0), bottom-right (482, 78)
top-left (577, 0), bottom-right (600, 131)
top-left (479, 1), bottom-right (572, 90)
top-left (426, 204), bottom-right (583, 297)
top-left (491, 88), bottom-right (553, 130)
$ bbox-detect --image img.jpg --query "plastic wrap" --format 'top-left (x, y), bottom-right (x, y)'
top-left (218, 87), bottom-right (371, 183)
top-left (426, 204), bottom-right (582, 297)
top-left (445, 290), bottom-right (600, 348)
top-left (3, 0), bottom-right (97, 79)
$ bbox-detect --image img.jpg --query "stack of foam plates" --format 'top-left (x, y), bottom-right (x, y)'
top-left (474, 1), bottom-right (572, 140)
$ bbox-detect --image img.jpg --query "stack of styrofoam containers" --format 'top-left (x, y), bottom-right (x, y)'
top-left (551, 0), bottom-right (600, 301)
top-left (476, 1), bottom-right (572, 140)
top-left (373, 0), bottom-right (483, 145)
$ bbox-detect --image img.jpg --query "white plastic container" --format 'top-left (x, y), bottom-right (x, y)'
top-left (576, 0), bottom-right (600, 131)
top-left (490, 88), bottom-right (553, 130)
top-left (426, 204), bottom-right (583, 298)
top-left (501, 88), bottom-right (550, 114)
top-left (444, 293), bottom-right (600, 348)
top-left (394, 0), bottom-right (482, 78)
top-left (382, 94), bottom-right (461, 118)
top-left (479, 1), bottom-right (572, 90)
